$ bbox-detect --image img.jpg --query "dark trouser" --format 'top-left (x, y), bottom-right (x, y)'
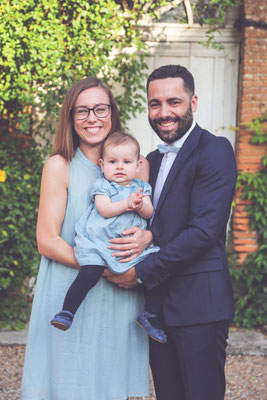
top-left (144, 284), bottom-right (167, 316)
top-left (63, 265), bottom-right (105, 315)
top-left (150, 320), bottom-right (230, 400)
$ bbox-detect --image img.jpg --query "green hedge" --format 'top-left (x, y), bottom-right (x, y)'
top-left (0, 134), bottom-right (47, 329)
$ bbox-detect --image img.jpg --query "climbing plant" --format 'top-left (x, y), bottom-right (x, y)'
top-left (229, 116), bottom-right (267, 329)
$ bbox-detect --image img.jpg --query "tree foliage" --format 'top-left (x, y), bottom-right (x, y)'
top-left (0, 0), bottom-right (241, 138)
top-left (0, 0), bottom-right (155, 137)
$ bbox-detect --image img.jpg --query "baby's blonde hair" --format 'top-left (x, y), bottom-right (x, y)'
top-left (101, 131), bottom-right (140, 159)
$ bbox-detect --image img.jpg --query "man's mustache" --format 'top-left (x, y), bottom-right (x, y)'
top-left (152, 116), bottom-right (180, 124)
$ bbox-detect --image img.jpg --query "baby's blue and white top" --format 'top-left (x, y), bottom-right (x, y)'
top-left (74, 177), bottom-right (159, 272)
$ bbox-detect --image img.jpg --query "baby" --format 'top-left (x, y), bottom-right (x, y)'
top-left (51, 131), bottom-right (167, 343)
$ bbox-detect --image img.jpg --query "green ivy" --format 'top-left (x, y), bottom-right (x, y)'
top-left (0, 133), bottom-right (48, 330)
top-left (229, 116), bottom-right (267, 329)
top-left (194, 0), bottom-right (241, 50)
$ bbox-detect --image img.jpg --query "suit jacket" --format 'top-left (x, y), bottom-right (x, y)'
top-left (135, 124), bottom-right (237, 327)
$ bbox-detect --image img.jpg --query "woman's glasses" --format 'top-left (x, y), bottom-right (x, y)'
top-left (72, 104), bottom-right (111, 120)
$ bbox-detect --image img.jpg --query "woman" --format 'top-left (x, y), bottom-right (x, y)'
top-left (21, 77), bottom-right (152, 400)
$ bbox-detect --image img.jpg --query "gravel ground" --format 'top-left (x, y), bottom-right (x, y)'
top-left (0, 345), bottom-right (266, 400)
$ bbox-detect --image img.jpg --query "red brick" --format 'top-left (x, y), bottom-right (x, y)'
top-left (238, 136), bottom-right (253, 143)
top-left (233, 224), bottom-right (251, 232)
top-left (234, 196), bottom-right (250, 205)
top-left (238, 143), bottom-right (266, 152)
top-left (233, 205), bottom-right (248, 212)
top-left (232, 231), bottom-right (258, 239)
top-left (233, 0), bottom-right (266, 262)
top-left (237, 253), bottom-right (249, 263)
top-left (234, 245), bottom-right (258, 252)
top-left (233, 239), bottom-right (258, 246)
top-left (237, 165), bottom-right (262, 173)
top-left (234, 211), bottom-right (251, 219)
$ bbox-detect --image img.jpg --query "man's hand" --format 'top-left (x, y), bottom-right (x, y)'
top-left (105, 267), bottom-right (138, 289)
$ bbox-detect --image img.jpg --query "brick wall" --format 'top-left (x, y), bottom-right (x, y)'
top-left (233, 0), bottom-right (267, 262)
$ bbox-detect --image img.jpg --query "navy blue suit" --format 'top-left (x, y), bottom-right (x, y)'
top-left (135, 124), bottom-right (237, 400)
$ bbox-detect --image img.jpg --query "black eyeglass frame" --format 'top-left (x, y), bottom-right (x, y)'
top-left (71, 103), bottom-right (112, 120)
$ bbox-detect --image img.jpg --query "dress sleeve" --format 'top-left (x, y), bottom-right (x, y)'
top-left (90, 178), bottom-right (113, 198)
top-left (138, 179), bottom-right (152, 197)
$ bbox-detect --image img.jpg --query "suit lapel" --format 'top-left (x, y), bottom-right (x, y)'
top-left (154, 124), bottom-right (203, 214)
top-left (148, 152), bottom-right (164, 203)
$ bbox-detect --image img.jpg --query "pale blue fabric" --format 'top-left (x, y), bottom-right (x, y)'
top-left (21, 148), bottom-right (150, 400)
top-left (75, 177), bottom-right (159, 272)
top-left (157, 143), bottom-right (181, 153)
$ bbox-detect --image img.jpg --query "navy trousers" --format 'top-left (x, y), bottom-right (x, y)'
top-left (150, 320), bottom-right (230, 400)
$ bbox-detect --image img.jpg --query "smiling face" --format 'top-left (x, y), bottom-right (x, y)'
top-left (148, 77), bottom-right (198, 143)
top-left (73, 86), bottom-right (112, 151)
top-left (99, 142), bottom-right (141, 186)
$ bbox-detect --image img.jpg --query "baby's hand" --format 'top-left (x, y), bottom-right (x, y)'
top-left (127, 188), bottom-right (145, 211)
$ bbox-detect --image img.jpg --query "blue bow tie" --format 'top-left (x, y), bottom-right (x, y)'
top-left (157, 144), bottom-right (181, 154)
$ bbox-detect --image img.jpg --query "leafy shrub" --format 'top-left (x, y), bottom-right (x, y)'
top-left (229, 116), bottom-right (267, 329)
top-left (0, 0), bottom-right (152, 136)
top-left (0, 133), bottom-right (48, 329)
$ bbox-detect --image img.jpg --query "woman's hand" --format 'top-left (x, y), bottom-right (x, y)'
top-left (108, 227), bottom-right (153, 262)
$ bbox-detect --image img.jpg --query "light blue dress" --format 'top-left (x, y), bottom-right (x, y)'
top-left (74, 177), bottom-right (159, 272)
top-left (21, 148), bottom-right (150, 400)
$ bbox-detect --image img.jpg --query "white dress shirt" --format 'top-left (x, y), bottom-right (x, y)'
top-left (152, 121), bottom-right (196, 219)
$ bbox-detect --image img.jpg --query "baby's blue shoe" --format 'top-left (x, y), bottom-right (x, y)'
top-left (50, 310), bottom-right (74, 331)
top-left (136, 311), bottom-right (167, 343)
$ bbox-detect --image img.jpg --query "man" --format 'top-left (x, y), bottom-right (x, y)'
top-left (107, 65), bottom-right (237, 400)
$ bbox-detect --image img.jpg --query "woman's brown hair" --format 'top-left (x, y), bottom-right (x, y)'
top-left (52, 77), bottom-right (122, 161)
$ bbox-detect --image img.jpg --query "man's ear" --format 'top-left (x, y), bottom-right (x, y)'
top-left (191, 94), bottom-right (198, 113)
top-left (99, 159), bottom-right (104, 171)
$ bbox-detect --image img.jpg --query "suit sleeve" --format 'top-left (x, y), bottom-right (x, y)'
top-left (135, 137), bottom-right (237, 290)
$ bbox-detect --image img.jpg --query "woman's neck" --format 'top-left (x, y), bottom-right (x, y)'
top-left (79, 142), bottom-right (101, 165)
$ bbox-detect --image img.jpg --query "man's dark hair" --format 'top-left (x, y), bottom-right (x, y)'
top-left (146, 64), bottom-right (195, 98)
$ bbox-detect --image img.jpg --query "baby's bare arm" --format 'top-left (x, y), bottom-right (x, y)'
top-left (95, 194), bottom-right (131, 218)
top-left (135, 195), bottom-right (154, 219)
top-left (127, 189), bottom-right (153, 219)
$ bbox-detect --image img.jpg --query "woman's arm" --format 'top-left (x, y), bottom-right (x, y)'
top-left (36, 155), bottom-right (79, 269)
top-left (136, 155), bottom-right (149, 182)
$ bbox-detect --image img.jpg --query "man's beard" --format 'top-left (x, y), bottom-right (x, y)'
top-left (149, 104), bottom-right (193, 144)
